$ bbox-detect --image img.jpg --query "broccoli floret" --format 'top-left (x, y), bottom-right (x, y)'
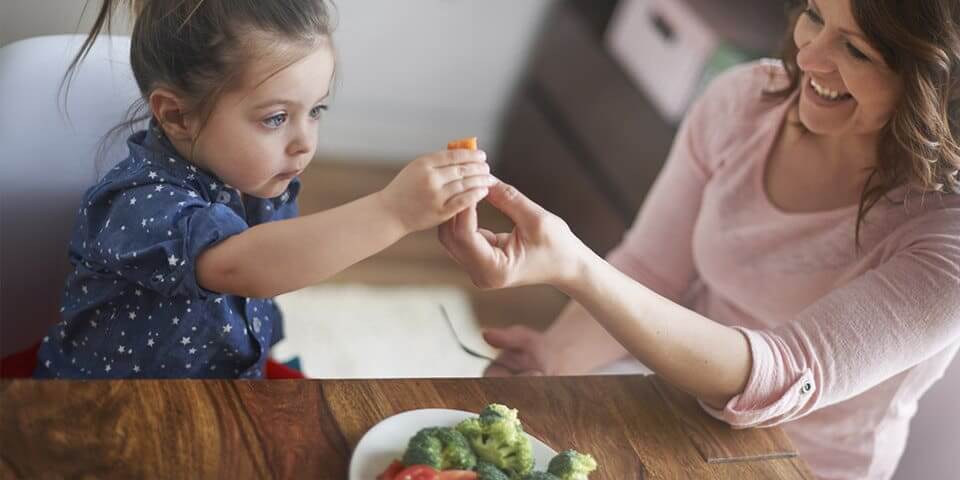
top-left (479, 403), bottom-right (520, 422)
top-left (402, 426), bottom-right (477, 470)
top-left (476, 461), bottom-right (511, 480)
top-left (521, 472), bottom-right (561, 480)
top-left (457, 404), bottom-right (534, 479)
top-left (546, 450), bottom-right (597, 480)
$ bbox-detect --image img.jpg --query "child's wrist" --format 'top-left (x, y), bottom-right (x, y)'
top-left (372, 189), bottom-right (412, 237)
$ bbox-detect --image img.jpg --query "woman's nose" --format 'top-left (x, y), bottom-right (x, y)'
top-left (796, 34), bottom-right (837, 75)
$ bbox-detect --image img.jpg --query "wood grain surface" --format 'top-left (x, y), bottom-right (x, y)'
top-left (1, 376), bottom-right (814, 479)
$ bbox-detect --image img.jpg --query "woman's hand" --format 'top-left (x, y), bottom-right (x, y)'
top-left (481, 325), bottom-right (556, 377)
top-left (378, 150), bottom-right (496, 234)
top-left (438, 181), bottom-right (594, 290)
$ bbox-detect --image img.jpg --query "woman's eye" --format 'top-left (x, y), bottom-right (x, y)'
top-left (802, 8), bottom-right (824, 24)
top-left (262, 112), bottom-right (287, 129)
top-left (309, 104), bottom-right (328, 119)
top-left (846, 43), bottom-right (870, 61)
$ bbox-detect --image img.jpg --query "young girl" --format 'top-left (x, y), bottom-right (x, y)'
top-left (35, 0), bottom-right (496, 379)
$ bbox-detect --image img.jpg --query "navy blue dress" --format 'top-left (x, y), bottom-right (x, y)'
top-left (36, 122), bottom-right (299, 378)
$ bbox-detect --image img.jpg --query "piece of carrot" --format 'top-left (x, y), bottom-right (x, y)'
top-left (446, 137), bottom-right (478, 151)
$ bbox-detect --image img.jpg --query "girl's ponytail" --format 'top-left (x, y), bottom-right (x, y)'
top-left (60, 0), bottom-right (143, 107)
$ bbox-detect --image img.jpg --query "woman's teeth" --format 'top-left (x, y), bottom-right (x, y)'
top-left (811, 78), bottom-right (852, 101)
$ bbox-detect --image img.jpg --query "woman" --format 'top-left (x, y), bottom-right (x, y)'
top-left (439, 0), bottom-right (960, 478)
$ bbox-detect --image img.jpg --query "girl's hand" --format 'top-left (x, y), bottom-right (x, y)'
top-left (481, 325), bottom-right (557, 377)
top-left (439, 181), bottom-right (593, 289)
top-left (378, 149), bottom-right (496, 234)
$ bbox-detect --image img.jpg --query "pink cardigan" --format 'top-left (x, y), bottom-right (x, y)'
top-left (606, 60), bottom-right (960, 480)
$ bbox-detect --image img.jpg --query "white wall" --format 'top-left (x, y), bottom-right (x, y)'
top-left (0, 0), bottom-right (554, 163)
top-left (0, 1), bottom-right (111, 47)
top-left (320, 1), bottom-right (553, 162)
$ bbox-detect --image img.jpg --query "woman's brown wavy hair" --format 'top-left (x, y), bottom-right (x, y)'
top-left (772, 0), bottom-right (960, 248)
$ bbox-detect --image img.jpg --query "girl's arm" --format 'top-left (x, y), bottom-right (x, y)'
top-left (197, 192), bottom-right (403, 298)
top-left (198, 150), bottom-right (494, 298)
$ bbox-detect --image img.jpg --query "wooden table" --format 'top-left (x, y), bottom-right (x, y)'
top-left (1, 375), bottom-right (813, 479)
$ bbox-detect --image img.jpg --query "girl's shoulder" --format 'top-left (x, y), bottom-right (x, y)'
top-left (84, 132), bottom-right (208, 206)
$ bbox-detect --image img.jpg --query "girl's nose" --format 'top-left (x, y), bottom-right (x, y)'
top-left (287, 125), bottom-right (315, 157)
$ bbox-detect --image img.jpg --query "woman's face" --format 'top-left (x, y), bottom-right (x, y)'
top-left (793, 0), bottom-right (903, 138)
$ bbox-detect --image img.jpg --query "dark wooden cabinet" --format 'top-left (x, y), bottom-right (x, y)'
top-left (494, 1), bottom-right (786, 255)
top-left (494, 1), bottom-right (677, 255)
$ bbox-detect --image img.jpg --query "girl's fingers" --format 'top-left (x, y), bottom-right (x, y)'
top-left (442, 187), bottom-right (490, 214)
top-left (441, 174), bottom-right (498, 198)
top-left (429, 149), bottom-right (487, 168)
top-left (436, 162), bottom-right (490, 184)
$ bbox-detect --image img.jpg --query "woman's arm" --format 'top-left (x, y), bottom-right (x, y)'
top-left (541, 300), bottom-right (633, 375)
top-left (448, 179), bottom-right (960, 424)
top-left (557, 249), bottom-right (752, 407)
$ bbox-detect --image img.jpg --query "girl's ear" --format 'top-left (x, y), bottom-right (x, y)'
top-left (148, 88), bottom-right (195, 141)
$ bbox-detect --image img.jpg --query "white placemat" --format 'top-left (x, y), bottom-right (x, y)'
top-left (271, 284), bottom-right (497, 378)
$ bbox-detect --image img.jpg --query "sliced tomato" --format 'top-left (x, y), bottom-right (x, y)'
top-left (437, 470), bottom-right (478, 480)
top-left (393, 465), bottom-right (439, 480)
top-left (376, 460), bottom-right (405, 480)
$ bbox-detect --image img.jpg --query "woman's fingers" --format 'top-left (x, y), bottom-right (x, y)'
top-left (479, 228), bottom-right (498, 246)
top-left (483, 325), bottom-right (538, 351)
top-left (455, 205), bottom-right (479, 238)
top-left (484, 350), bottom-right (533, 375)
top-left (484, 363), bottom-right (516, 377)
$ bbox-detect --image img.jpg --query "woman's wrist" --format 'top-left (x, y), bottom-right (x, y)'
top-left (552, 241), bottom-right (603, 295)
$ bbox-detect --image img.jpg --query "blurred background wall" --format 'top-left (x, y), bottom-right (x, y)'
top-left (0, 0), bottom-right (554, 163)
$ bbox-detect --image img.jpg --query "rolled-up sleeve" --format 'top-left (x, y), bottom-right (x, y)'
top-left (701, 225), bottom-right (960, 427)
top-left (84, 184), bottom-right (248, 299)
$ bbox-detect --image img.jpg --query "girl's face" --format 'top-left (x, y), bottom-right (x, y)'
top-left (192, 42), bottom-right (336, 199)
top-left (793, 0), bottom-right (902, 138)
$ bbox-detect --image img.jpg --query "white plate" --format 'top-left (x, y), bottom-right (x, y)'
top-left (349, 408), bottom-right (557, 480)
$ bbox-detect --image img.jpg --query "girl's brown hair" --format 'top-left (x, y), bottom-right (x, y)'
top-left (773, 0), bottom-right (960, 247)
top-left (63, 0), bottom-right (334, 164)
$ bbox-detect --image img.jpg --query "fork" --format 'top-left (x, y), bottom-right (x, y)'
top-left (439, 304), bottom-right (524, 375)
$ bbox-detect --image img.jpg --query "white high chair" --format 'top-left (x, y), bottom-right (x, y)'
top-left (0, 34), bottom-right (142, 358)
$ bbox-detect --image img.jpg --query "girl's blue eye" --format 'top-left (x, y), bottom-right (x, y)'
top-left (262, 112), bottom-right (287, 129)
top-left (309, 104), bottom-right (328, 119)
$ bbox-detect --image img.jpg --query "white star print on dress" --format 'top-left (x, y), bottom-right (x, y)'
top-left (35, 120), bottom-right (300, 380)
